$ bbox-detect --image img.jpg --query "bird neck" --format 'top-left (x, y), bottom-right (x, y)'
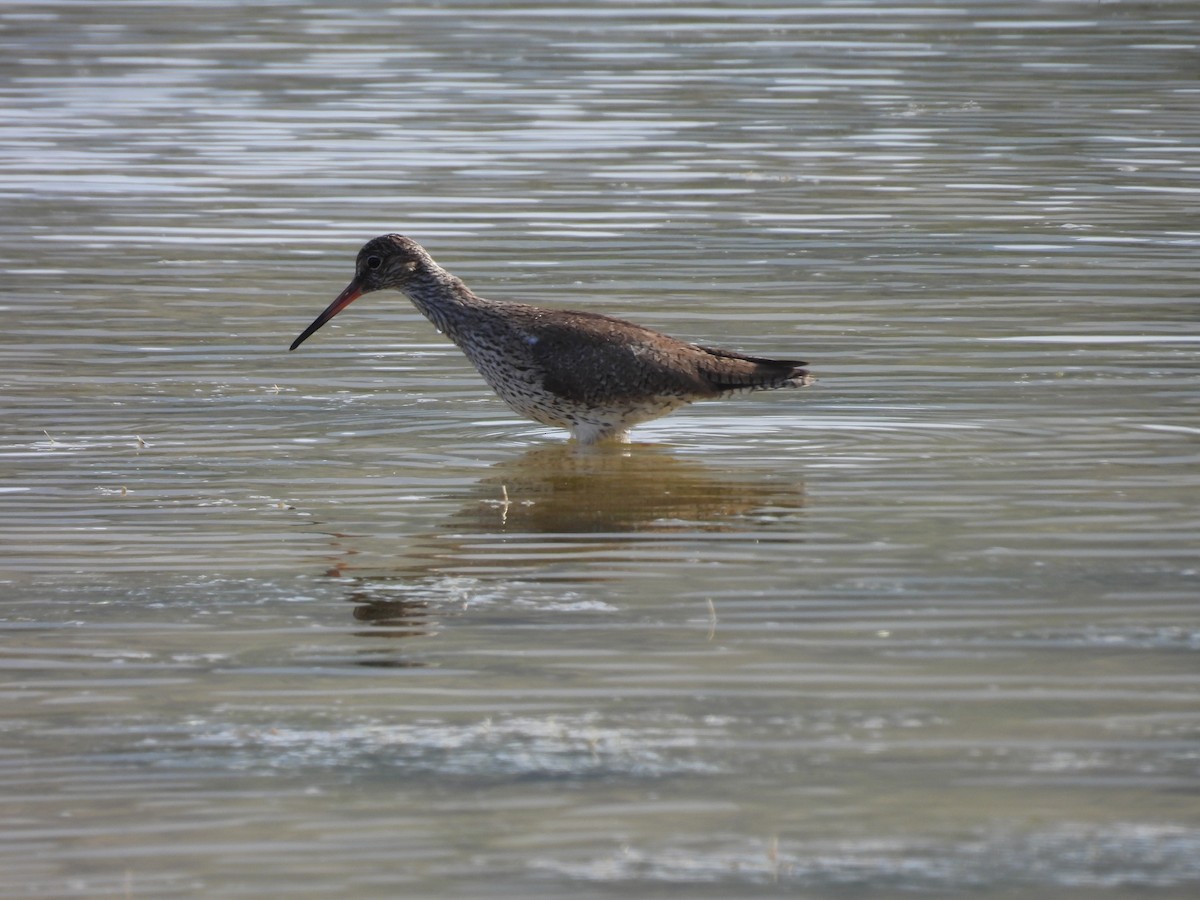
top-left (399, 264), bottom-right (493, 342)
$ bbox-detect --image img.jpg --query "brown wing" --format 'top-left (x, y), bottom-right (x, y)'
top-left (521, 308), bottom-right (808, 403)
top-left (523, 310), bottom-right (717, 405)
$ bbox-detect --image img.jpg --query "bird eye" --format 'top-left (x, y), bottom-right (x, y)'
top-left (365, 255), bottom-right (382, 270)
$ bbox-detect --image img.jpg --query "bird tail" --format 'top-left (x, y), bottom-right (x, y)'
top-left (695, 346), bottom-right (811, 394)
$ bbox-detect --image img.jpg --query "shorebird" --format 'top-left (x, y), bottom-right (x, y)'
top-left (290, 235), bottom-right (811, 443)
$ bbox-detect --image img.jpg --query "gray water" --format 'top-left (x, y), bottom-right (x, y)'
top-left (2, 1), bottom-right (1198, 897)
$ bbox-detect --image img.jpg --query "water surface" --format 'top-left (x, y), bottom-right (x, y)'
top-left (1, 1), bottom-right (1198, 896)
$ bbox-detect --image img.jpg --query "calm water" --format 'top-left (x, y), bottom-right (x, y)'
top-left (2, 1), bottom-right (1198, 896)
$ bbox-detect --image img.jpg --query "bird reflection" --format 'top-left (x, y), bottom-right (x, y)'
top-left (457, 442), bottom-right (804, 533)
top-left (336, 584), bottom-right (443, 669)
top-left (322, 441), bottom-right (805, 656)
top-left (348, 588), bottom-right (433, 632)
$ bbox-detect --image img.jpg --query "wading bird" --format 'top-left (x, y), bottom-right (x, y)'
top-left (291, 235), bottom-right (811, 443)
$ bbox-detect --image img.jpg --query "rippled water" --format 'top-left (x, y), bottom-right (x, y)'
top-left (2, 1), bottom-right (1198, 896)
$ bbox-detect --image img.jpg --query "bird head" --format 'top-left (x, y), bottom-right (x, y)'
top-left (290, 234), bottom-right (430, 351)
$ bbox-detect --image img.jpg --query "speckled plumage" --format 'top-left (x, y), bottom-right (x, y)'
top-left (291, 234), bottom-right (811, 443)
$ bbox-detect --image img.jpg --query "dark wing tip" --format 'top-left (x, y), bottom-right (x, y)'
top-left (695, 345), bottom-right (812, 392)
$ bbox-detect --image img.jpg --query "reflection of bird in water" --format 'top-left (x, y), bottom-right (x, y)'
top-left (347, 587), bottom-right (432, 632)
top-left (311, 444), bottom-right (805, 663)
top-left (456, 443), bottom-right (805, 534)
top-left (290, 234), bottom-right (811, 443)
top-left (320, 443), bottom-right (804, 585)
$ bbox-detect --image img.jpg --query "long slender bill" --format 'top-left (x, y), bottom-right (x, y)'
top-left (289, 280), bottom-right (365, 351)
